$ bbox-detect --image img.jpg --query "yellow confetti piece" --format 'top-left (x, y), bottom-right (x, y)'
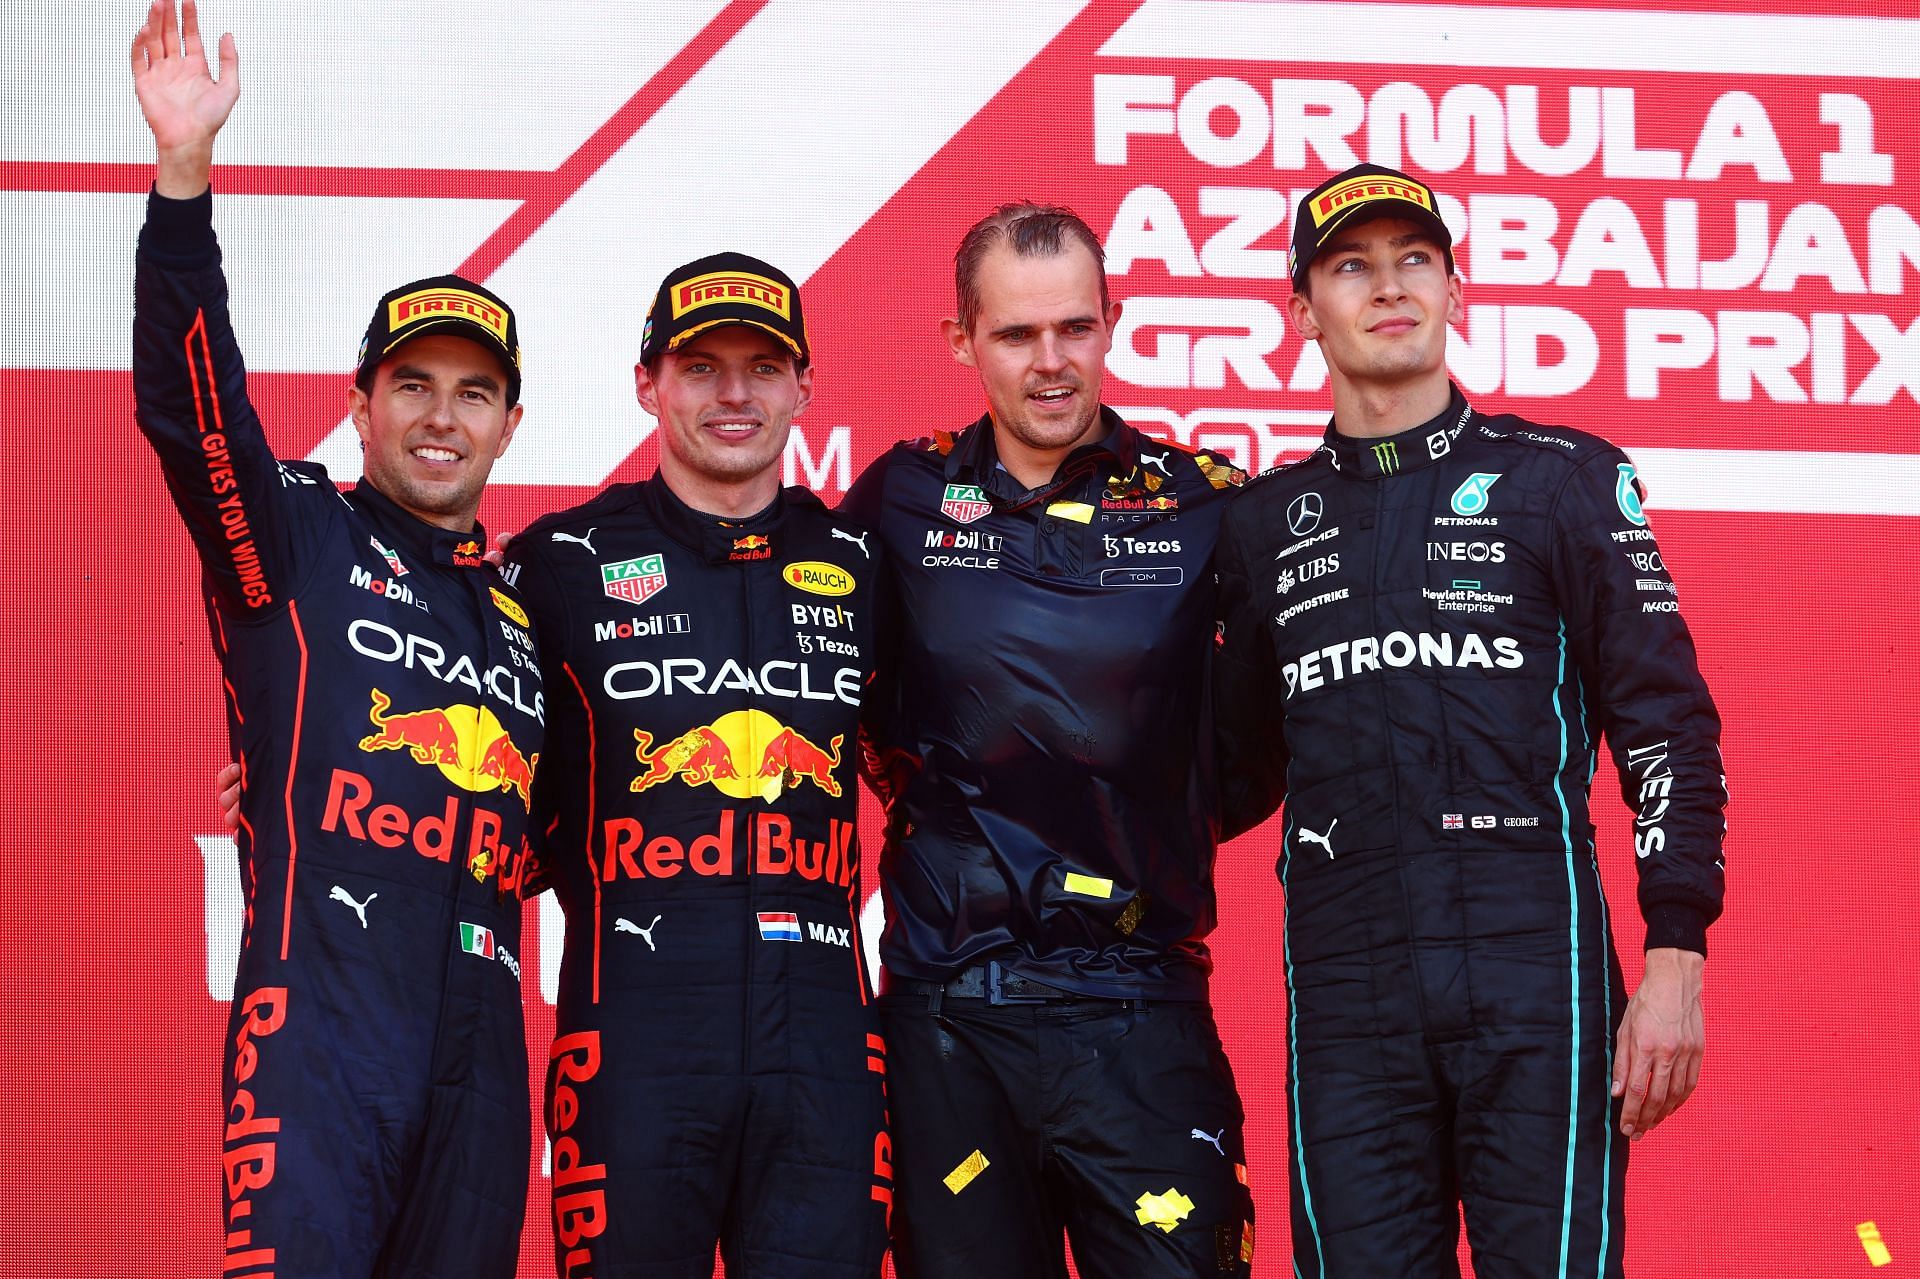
top-left (1135, 1187), bottom-right (1195, 1233)
top-left (1045, 500), bottom-right (1094, 525)
top-left (1858, 1221), bottom-right (1892, 1267)
top-left (1064, 872), bottom-right (1113, 899)
top-left (1241, 1219), bottom-right (1255, 1263)
top-left (1234, 1162), bottom-right (1248, 1186)
top-left (944, 1149), bottom-right (989, 1195)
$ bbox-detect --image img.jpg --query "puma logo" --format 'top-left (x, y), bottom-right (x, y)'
top-left (614, 915), bottom-right (663, 951)
top-left (329, 885), bottom-right (376, 929)
top-left (1190, 1128), bottom-right (1226, 1157)
top-left (831, 528), bottom-right (870, 558)
top-left (551, 528), bottom-right (597, 553)
top-left (1297, 819), bottom-right (1338, 858)
top-left (1140, 449), bottom-right (1172, 476)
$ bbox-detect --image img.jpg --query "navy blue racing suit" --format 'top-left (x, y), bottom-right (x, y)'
top-left (1213, 387), bottom-right (1726, 1278)
top-left (133, 189), bottom-right (543, 1278)
top-left (507, 477), bottom-right (889, 1278)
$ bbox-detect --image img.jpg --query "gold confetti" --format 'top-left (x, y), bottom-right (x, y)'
top-left (1858, 1221), bottom-right (1892, 1267)
top-left (1135, 1188), bottom-right (1196, 1233)
top-left (944, 1149), bottom-right (989, 1195)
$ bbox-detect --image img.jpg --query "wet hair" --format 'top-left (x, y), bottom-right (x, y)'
top-left (953, 201), bottom-right (1110, 331)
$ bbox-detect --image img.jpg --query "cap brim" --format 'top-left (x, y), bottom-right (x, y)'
top-left (666, 317), bottom-right (806, 361)
top-left (373, 317), bottom-right (518, 378)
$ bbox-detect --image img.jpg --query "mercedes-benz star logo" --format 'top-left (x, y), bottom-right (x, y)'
top-left (1287, 492), bottom-right (1323, 537)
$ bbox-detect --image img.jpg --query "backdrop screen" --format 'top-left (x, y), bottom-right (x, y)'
top-left (3, 2), bottom-right (1916, 1275)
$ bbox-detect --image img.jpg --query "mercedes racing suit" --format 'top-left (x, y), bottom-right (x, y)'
top-left (506, 477), bottom-right (888, 1278)
top-left (845, 410), bottom-right (1256, 1279)
top-left (1213, 386), bottom-right (1726, 1278)
top-left (133, 190), bottom-right (542, 1277)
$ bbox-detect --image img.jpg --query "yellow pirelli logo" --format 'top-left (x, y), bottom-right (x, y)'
top-left (389, 288), bottom-right (510, 342)
top-left (671, 270), bottom-right (791, 320)
top-left (944, 1150), bottom-right (990, 1194)
top-left (1310, 174), bottom-right (1437, 227)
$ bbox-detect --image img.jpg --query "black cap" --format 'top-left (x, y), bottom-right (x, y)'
top-left (639, 252), bottom-right (810, 368)
top-left (355, 274), bottom-right (522, 405)
top-left (1290, 164), bottom-right (1454, 290)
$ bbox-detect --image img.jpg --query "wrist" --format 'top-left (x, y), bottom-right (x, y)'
top-left (154, 144), bottom-right (214, 200)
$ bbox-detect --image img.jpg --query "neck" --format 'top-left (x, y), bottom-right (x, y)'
top-left (657, 456), bottom-right (780, 520)
top-left (992, 414), bottom-right (1102, 490)
top-left (1327, 374), bottom-right (1453, 440)
top-left (368, 480), bottom-right (476, 533)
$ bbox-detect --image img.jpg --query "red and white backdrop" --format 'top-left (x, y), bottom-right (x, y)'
top-left (3, 1), bottom-right (1916, 1274)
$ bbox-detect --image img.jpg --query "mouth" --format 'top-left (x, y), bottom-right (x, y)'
top-left (410, 444), bottom-right (464, 465)
top-left (702, 416), bottom-right (764, 440)
top-left (1027, 386), bottom-right (1077, 409)
top-left (1368, 316), bottom-right (1419, 335)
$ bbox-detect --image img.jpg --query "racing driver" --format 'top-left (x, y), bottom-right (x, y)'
top-left (1213, 163), bottom-right (1727, 1277)
top-left (133, 3), bottom-right (543, 1274)
top-left (505, 254), bottom-right (889, 1277)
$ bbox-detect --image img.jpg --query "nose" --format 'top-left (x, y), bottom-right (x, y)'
top-left (1031, 331), bottom-right (1068, 375)
top-left (714, 364), bottom-right (753, 406)
top-left (1372, 260), bottom-right (1409, 303)
top-left (424, 389), bottom-right (459, 429)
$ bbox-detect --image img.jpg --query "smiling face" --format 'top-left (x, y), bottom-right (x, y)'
top-left (944, 239), bottom-right (1121, 486)
top-left (1290, 214), bottom-right (1461, 394)
top-left (348, 332), bottom-right (522, 531)
top-left (636, 323), bottom-right (812, 517)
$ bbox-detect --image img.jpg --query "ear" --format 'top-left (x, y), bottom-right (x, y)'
top-left (791, 363), bottom-right (814, 419)
top-left (493, 402), bottom-right (525, 458)
top-left (1445, 270), bottom-right (1464, 328)
top-left (634, 360), bottom-right (660, 418)
top-left (348, 383), bottom-right (373, 445)
top-left (941, 317), bottom-right (976, 370)
top-left (1288, 290), bottom-right (1321, 342)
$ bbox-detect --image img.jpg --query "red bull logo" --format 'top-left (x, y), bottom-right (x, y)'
top-left (358, 689), bottom-right (539, 810)
top-left (729, 533), bottom-right (773, 563)
top-left (629, 709), bottom-right (843, 802)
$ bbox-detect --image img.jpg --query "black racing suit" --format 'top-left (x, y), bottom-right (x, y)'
top-left (506, 477), bottom-right (888, 1278)
top-left (1213, 387), bottom-right (1726, 1278)
top-left (133, 189), bottom-right (542, 1277)
top-left (844, 410), bottom-right (1256, 1279)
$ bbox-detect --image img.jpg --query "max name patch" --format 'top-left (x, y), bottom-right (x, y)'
top-left (671, 270), bottom-right (791, 319)
top-left (388, 287), bottom-right (510, 342)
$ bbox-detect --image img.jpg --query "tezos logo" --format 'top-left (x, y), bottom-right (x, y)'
top-left (1616, 463), bottom-right (1648, 527)
top-left (1450, 473), bottom-right (1502, 517)
top-left (1286, 492), bottom-right (1323, 536)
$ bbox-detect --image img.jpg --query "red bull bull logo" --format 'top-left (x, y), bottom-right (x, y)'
top-left (358, 688), bottom-right (539, 809)
top-left (629, 709), bottom-right (843, 801)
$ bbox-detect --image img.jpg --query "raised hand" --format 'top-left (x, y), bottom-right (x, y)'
top-left (130, 0), bottom-right (239, 197)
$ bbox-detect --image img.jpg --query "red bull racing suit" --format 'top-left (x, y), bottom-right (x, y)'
top-left (505, 476), bottom-right (888, 1278)
top-left (132, 190), bottom-right (543, 1276)
top-left (1213, 387), bottom-right (1727, 1278)
top-left (843, 410), bottom-right (1256, 1279)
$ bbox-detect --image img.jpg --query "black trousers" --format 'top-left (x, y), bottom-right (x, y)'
top-left (878, 976), bottom-right (1253, 1279)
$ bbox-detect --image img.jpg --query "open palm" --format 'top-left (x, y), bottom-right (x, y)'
top-left (130, 0), bottom-right (239, 153)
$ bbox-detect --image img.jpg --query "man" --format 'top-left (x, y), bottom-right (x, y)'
top-left (1212, 163), bottom-right (1727, 1277)
top-left (505, 254), bottom-right (889, 1277)
top-left (132, 2), bottom-right (543, 1275)
top-left (844, 203), bottom-right (1255, 1278)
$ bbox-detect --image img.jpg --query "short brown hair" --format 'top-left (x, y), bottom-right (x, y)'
top-left (953, 201), bottom-right (1109, 332)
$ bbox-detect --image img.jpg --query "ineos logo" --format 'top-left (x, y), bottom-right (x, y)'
top-left (1287, 492), bottom-right (1323, 537)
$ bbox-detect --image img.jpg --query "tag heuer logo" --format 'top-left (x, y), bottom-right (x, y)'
top-left (940, 483), bottom-right (992, 525)
top-left (602, 553), bottom-right (668, 604)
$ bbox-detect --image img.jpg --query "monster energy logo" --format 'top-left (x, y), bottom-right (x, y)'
top-left (1371, 441), bottom-right (1400, 474)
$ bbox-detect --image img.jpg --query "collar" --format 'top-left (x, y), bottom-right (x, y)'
top-left (349, 481), bottom-right (492, 570)
top-left (1322, 385), bottom-right (1475, 479)
top-left (639, 472), bottom-right (793, 564)
top-left (944, 406), bottom-right (1134, 509)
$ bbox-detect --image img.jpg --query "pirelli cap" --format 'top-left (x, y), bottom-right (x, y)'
top-left (1290, 163), bottom-right (1454, 290)
top-left (640, 252), bottom-right (810, 368)
top-left (355, 274), bottom-right (523, 405)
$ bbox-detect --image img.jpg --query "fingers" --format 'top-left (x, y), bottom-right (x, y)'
top-left (160, 0), bottom-right (180, 61)
top-left (181, 0), bottom-right (202, 60)
top-left (1615, 1039), bottom-right (1648, 1137)
top-left (218, 31), bottom-right (239, 88)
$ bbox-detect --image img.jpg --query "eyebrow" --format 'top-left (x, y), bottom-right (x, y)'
top-left (987, 315), bottom-right (1100, 339)
top-left (1325, 232), bottom-right (1436, 256)
top-left (676, 344), bottom-right (791, 365)
top-left (389, 364), bottom-right (502, 393)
